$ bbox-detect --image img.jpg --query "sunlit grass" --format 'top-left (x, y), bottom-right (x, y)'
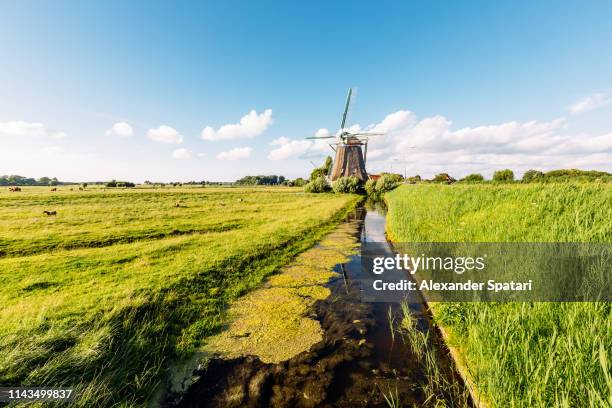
top-left (0, 187), bottom-right (360, 406)
top-left (386, 183), bottom-right (612, 407)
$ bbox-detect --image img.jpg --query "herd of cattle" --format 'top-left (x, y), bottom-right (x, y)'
top-left (8, 186), bottom-right (83, 192)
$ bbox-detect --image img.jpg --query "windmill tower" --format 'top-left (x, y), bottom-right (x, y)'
top-left (306, 88), bottom-right (383, 182)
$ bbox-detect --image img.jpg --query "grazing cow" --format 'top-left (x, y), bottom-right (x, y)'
top-left (9, 186), bottom-right (21, 192)
top-left (175, 201), bottom-right (182, 207)
top-left (50, 188), bottom-right (57, 191)
top-left (43, 210), bottom-right (57, 216)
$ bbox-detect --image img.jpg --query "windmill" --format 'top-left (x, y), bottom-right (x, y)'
top-left (306, 88), bottom-right (383, 182)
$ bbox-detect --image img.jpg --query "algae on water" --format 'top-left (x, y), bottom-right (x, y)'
top-left (201, 223), bottom-right (360, 364)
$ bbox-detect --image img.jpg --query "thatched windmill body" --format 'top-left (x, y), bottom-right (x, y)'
top-left (306, 88), bottom-right (383, 182)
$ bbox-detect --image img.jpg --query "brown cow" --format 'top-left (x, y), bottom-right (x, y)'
top-left (9, 186), bottom-right (21, 192)
top-left (43, 210), bottom-right (57, 216)
top-left (50, 187), bottom-right (57, 191)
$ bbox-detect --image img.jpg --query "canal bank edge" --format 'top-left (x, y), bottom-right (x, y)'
top-left (382, 196), bottom-right (490, 408)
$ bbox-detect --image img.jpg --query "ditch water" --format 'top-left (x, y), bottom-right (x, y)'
top-left (162, 204), bottom-right (470, 407)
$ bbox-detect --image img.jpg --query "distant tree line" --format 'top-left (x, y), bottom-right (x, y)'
top-left (404, 169), bottom-right (612, 184)
top-left (0, 175), bottom-right (64, 186)
top-left (105, 180), bottom-right (136, 188)
top-left (235, 175), bottom-right (286, 185)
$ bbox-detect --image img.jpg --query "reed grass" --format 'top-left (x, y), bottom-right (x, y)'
top-left (386, 183), bottom-right (612, 407)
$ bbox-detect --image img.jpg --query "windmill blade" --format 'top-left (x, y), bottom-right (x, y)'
top-left (340, 88), bottom-right (352, 130)
top-left (304, 136), bottom-right (338, 139)
top-left (349, 132), bottom-right (385, 137)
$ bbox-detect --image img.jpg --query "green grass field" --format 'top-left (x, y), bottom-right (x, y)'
top-left (0, 187), bottom-right (360, 406)
top-left (386, 184), bottom-right (612, 407)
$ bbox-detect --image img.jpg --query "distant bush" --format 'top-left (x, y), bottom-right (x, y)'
top-left (304, 176), bottom-right (330, 193)
top-left (432, 173), bottom-right (456, 184)
top-left (461, 173), bottom-right (485, 183)
top-left (105, 180), bottom-right (135, 188)
top-left (366, 174), bottom-right (401, 199)
top-left (542, 169), bottom-right (611, 183)
top-left (407, 175), bottom-right (421, 184)
top-left (310, 156), bottom-right (333, 181)
top-left (493, 169), bottom-right (515, 182)
top-left (365, 179), bottom-right (377, 196)
top-left (292, 177), bottom-right (306, 187)
top-left (380, 173), bottom-right (404, 183)
top-left (376, 174), bottom-right (401, 192)
top-left (332, 176), bottom-right (361, 194)
top-left (522, 169), bottom-right (544, 183)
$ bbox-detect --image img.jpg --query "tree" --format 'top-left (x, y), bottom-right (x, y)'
top-left (461, 173), bottom-right (485, 183)
top-left (432, 173), bottom-right (456, 184)
top-left (293, 177), bottom-right (306, 187)
top-left (522, 170), bottom-right (544, 183)
top-left (310, 156), bottom-right (333, 181)
top-left (407, 175), bottom-right (421, 184)
top-left (493, 169), bottom-right (514, 182)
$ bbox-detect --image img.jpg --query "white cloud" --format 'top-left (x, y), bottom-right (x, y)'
top-left (569, 93), bottom-right (609, 115)
top-left (172, 148), bottom-right (193, 159)
top-left (105, 122), bottom-right (133, 137)
top-left (271, 108), bottom-right (612, 178)
top-left (0, 121), bottom-right (66, 139)
top-left (364, 110), bottom-right (612, 178)
top-left (266, 128), bottom-right (337, 161)
top-left (39, 146), bottom-right (64, 155)
top-left (315, 128), bottom-right (330, 138)
top-left (147, 125), bottom-right (183, 144)
top-left (270, 136), bottom-right (290, 146)
top-left (268, 139), bottom-right (312, 160)
top-left (201, 109), bottom-right (273, 141)
top-left (216, 147), bottom-right (253, 160)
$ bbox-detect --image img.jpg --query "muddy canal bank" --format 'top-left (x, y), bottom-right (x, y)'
top-left (161, 205), bottom-right (470, 407)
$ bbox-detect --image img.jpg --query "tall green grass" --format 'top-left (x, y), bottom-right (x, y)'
top-left (386, 183), bottom-right (612, 407)
top-left (0, 188), bottom-right (360, 406)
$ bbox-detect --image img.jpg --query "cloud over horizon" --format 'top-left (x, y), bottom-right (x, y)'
top-left (201, 109), bottom-right (273, 141)
top-left (216, 146), bottom-right (253, 160)
top-left (172, 148), bottom-right (193, 159)
top-left (147, 125), bottom-right (183, 144)
top-left (267, 108), bottom-right (612, 178)
top-left (0, 121), bottom-right (67, 139)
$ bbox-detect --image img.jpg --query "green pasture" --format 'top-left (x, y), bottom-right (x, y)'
top-left (0, 187), bottom-right (360, 406)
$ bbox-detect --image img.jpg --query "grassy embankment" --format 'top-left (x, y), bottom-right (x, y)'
top-left (386, 183), bottom-right (612, 407)
top-left (0, 187), bottom-right (360, 406)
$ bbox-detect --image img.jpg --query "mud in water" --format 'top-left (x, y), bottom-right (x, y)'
top-left (162, 205), bottom-right (471, 408)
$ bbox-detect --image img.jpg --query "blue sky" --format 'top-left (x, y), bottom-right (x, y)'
top-left (1, 0), bottom-right (611, 181)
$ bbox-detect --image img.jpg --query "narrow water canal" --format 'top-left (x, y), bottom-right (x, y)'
top-left (164, 204), bottom-right (471, 407)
